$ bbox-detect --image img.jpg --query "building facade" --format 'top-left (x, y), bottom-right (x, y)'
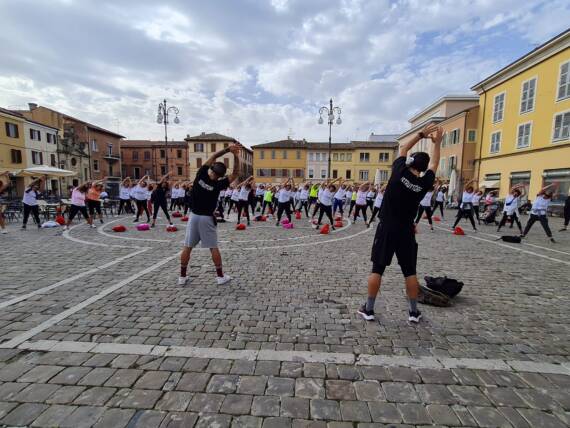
top-left (472, 29), bottom-right (570, 205)
top-left (0, 108), bottom-right (27, 196)
top-left (121, 140), bottom-right (189, 181)
top-left (253, 139), bottom-right (307, 184)
top-left (350, 139), bottom-right (398, 183)
top-left (22, 118), bottom-right (59, 194)
top-left (185, 133), bottom-right (253, 181)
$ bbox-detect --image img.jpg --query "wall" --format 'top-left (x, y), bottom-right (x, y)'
top-left (253, 147), bottom-right (306, 183)
top-left (0, 111), bottom-right (27, 195)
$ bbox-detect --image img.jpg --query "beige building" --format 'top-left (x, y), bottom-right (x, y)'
top-left (185, 132), bottom-right (253, 181)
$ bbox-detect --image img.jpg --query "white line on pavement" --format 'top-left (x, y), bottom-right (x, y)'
top-left (0, 253), bottom-right (177, 348)
top-left (0, 248), bottom-right (149, 310)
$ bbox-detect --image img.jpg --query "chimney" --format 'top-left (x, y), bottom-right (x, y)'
top-left (201, 132), bottom-right (206, 136)
top-left (28, 103), bottom-right (38, 111)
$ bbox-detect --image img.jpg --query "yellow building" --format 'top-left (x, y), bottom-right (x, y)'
top-left (253, 139), bottom-right (307, 184)
top-left (350, 138), bottom-right (398, 183)
top-left (0, 108), bottom-right (27, 195)
top-left (472, 29), bottom-right (570, 207)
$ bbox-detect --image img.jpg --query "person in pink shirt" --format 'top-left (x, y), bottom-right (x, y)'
top-left (64, 182), bottom-right (93, 230)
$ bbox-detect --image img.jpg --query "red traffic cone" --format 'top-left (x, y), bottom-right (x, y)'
top-left (433, 215), bottom-right (441, 222)
top-left (320, 224), bottom-right (330, 234)
top-left (335, 215), bottom-right (342, 221)
top-left (295, 212), bottom-right (302, 220)
top-left (236, 223), bottom-right (246, 230)
top-left (166, 225), bottom-right (178, 232)
top-left (112, 225), bottom-right (127, 232)
top-left (453, 226), bottom-right (465, 236)
top-left (334, 221), bottom-right (343, 228)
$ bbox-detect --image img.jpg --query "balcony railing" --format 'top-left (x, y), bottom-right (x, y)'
top-left (104, 153), bottom-right (121, 162)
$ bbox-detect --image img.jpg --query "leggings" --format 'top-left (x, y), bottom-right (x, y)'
top-left (184, 201), bottom-right (192, 216)
top-left (333, 198), bottom-right (344, 215)
top-left (366, 199), bottom-right (374, 214)
top-left (169, 198), bottom-right (179, 211)
top-left (311, 202), bottom-right (321, 218)
top-left (369, 206), bottom-right (381, 223)
top-left (261, 200), bottom-right (273, 215)
top-left (348, 200), bottom-right (356, 216)
top-left (23, 203), bottom-right (41, 226)
top-left (227, 199), bottom-right (237, 215)
top-left (118, 199), bottom-right (132, 215)
top-left (153, 199), bottom-right (171, 221)
top-left (497, 212), bottom-right (522, 234)
top-left (564, 205), bottom-right (570, 227)
top-left (353, 204), bottom-right (367, 222)
top-left (453, 207), bottom-right (477, 230)
top-left (68, 204), bottom-right (88, 222)
top-left (276, 202), bottom-right (292, 223)
top-left (297, 200), bottom-right (309, 217)
top-left (473, 205), bottom-right (481, 224)
top-left (317, 204), bottom-right (334, 225)
top-left (523, 214), bottom-right (552, 237)
top-left (434, 201), bottom-right (445, 217)
top-left (135, 199), bottom-right (150, 222)
top-left (237, 200), bottom-right (250, 224)
top-left (415, 205), bottom-right (433, 225)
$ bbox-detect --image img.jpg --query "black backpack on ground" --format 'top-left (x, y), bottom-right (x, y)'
top-left (499, 235), bottom-right (521, 243)
top-left (418, 276), bottom-right (464, 307)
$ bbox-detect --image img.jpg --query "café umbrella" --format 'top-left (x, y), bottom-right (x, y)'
top-left (17, 165), bottom-right (76, 178)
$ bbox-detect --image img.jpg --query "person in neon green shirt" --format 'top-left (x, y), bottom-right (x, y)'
top-left (261, 186), bottom-right (274, 215)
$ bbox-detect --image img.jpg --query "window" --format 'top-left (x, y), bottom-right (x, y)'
top-left (177, 166), bottom-right (183, 176)
top-left (520, 77), bottom-right (536, 113)
top-left (359, 152), bottom-right (370, 162)
top-left (439, 158), bottom-right (446, 176)
top-left (468, 130), bottom-right (476, 142)
top-left (379, 170), bottom-right (389, 181)
top-left (30, 129), bottom-right (41, 141)
top-left (177, 149), bottom-right (182, 159)
top-left (160, 166), bottom-right (167, 175)
top-left (211, 143), bottom-right (216, 152)
top-left (270, 168), bottom-right (276, 177)
top-left (31, 151), bottom-right (43, 165)
top-left (309, 152), bottom-right (314, 161)
top-left (50, 154), bottom-right (56, 167)
top-left (320, 169), bottom-right (327, 179)
top-left (557, 60), bottom-right (570, 101)
top-left (553, 111), bottom-right (570, 141)
top-left (196, 158), bottom-right (202, 168)
top-left (93, 159), bottom-right (99, 171)
top-left (308, 169), bottom-right (314, 178)
top-left (359, 170), bottom-right (369, 181)
top-left (315, 153), bottom-right (320, 161)
top-left (345, 169), bottom-right (351, 179)
top-left (441, 133), bottom-right (448, 147)
top-left (84, 168), bottom-right (88, 179)
top-left (448, 156), bottom-right (457, 172)
top-left (91, 139), bottom-right (98, 152)
top-left (294, 169), bottom-right (303, 178)
top-left (160, 149), bottom-right (165, 159)
top-left (492, 92), bottom-right (505, 123)
top-left (332, 169), bottom-right (338, 179)
top-left (47, 133), bottom-right (56, 144)
top-left (5, 122), bottom-right (19, 138)
top-left (144, 169), bottom-right (151, 176)
top-left (194, 143), bottom-right (204, 152)
top-left (260, 150), bottom-right (265, 160)
top-left (379, 152), bottom-right (389, 162)
top-left (109, 164), bottom-right (114, 177)
top-left (517, 122), bottom-right (532, 148)
top-left (133, 167), bottom-right (141, 179)
top-left (333, 153), bottom-right (338, 161)
top-left (347, 153), bottom-right (352, 161)
top-left (296, 150), bottom-right (301, 160)
top-left (271, 150), bottom-right (276, 159)
top-left (144, 151), bottom-right (150, 160)
top-left (283, 150), bottom-right (288, 159)
top-left (490, 131), bottom-right (501, 153)
top-left (282, 169), bottom-right (289, 177)
top-left (449, 128), bottom-right (460, 145)
top-left (71, 158), bottom-right (77, 166)
top-left (132, 151), bottom-right (139, 161)
top-left (340, 153), bottom-right (345, 161)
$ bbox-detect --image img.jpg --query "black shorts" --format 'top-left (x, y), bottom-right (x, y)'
top-left (371, 221), bottom-right (418, 277)
top-left (86, 199), bottom-right (102, 216)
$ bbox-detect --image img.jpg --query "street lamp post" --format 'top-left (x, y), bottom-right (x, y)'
top-left (156, 99), bottom-right (180, 178)
top-left (318, 98), bottom-right (342, 179)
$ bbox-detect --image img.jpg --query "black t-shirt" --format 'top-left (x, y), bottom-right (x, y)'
top-left (379, 156), bottom-right (435, 225)
top-left (153, 186), bottom-right (168, 203)
top-left (191, 165), bottom-right (230, 215)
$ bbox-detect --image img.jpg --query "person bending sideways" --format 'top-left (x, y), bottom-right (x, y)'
top-left (179, 143), bottom-right (241, 286)
top-left (358, 123), bottom-right (442, 323)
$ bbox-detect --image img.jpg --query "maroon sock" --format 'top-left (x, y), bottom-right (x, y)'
top-left (215, 266), bottom-right (223, 277)
top-left (180, 265), bottom-right (187, 277)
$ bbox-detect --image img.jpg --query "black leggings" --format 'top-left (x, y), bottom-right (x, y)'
top-left (237, 200), bottom-right (250, 224)
top-left (135, 199), bottom-right (150, 222)
top-left (23, 203), bottom-right (41, 226)
top-left (227, 200), bottom-right (237, 215)
top-left (473, 205), bottom-right (481, 224)
top-left (497, 212), bottom-right (522, 234)
top-left (348, 200), bottom-right (356, 216)
top-left (153, 199), bottom-right (171, 221)
top-left (434, 201), bottom-right (445, 217)
top-left (369, 206), bottom-right (381, 223)
top-left (564, 205), bottom-right (570, 227)
top-left (68, 204), bottom-right (88, 222)
top-left (311, 202), bottom-right (320, 218)
top-left (415, 205), bottom-right (433, 225)
top-left (317, 204), bottom-right (334, 226)
top-left (87, 199), bottom-right (102, 217)
top-left (298, 200), bottom-right (309, 217)
top-left (118, 199), bottom-right (132, 215)
top-left (261, 200), bottom-right (273, 215)
top-left (523, 214), bottom-right (552, 237)
top-left (276, 202), bottom-right (292, 223)
top-left (453, 207), bottom-right (477, 230)
top-left (353, 204), bottom-right (367, 222)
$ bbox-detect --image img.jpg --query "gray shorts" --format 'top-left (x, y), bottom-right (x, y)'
top-left (184, 214), bottom-right (218, 248)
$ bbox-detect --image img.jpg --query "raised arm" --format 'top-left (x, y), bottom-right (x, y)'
top-left (400, 123), bottom-right (439, 157)
top-left (159, 173), bottom-right (170, 184)
top-left (137, 175), bottom-right (149, 185)
top-left (537, 183), bottom-right (556, 195)
top-left (122, 177), bottom-right (131, 186)
top-left (427, 126), bottom-right (443, 174)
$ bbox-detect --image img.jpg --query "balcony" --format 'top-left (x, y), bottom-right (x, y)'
top-left (104, 153), bottom-right (121, 162)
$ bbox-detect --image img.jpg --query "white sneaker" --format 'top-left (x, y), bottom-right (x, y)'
top-left (178, 276), bottom-right (188, 286)
top-left (63, 225), bottom-right (69, 231)
top-left (1, 229), bottom-right (7, 234)
top-left (90, 224), bottom-right (97, 228)
top-left (216, 274), bottom-right (232, 285)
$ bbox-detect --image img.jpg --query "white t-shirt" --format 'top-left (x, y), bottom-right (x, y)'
top-left (366, 191), bottom-right (375, 200)
top-left (231, 189), bottom-right (240, 201)
top-left (531, 195), bottom-right (550, 215)
top-left (100, 191), bottom-right (109, 199)
top-left (356, 191), bottom-right (367, 205)
top-left (132, 185), bottom-right (148, 201)
top-left (119, 185), bottom-right (130, 200)
top-left (22, 188), bottom-right (39, 206)
top-left (277, 189), bottom-right (292, 203)
top-left (436, 191), bottom-right (445, 202)
top-left (471, 194), bottom-right (482, 206)
top-left (334, 188), bottom-right (346, 200)
top-left (255, 187), bottom-right (265, 197)
top-left (420, 191), bottom-right (433, 207)
top-left (71, 188), bottom-right (86, 206)
top-left (239, 187), bottom-right (250, 201)
top-left (225, 189), bottom-right (233, 197)
top-left (317, 188), bottom-right (324, 201)
top-left (460, 191), bottom-right (473, 209)
top-left (300, 189), bottom-right (309, 200)
top-left (374, 192), bottom-right (384, 208)
top-left (345, 191), bottom-right (353, 201)
top-left (320, 189), bottom-right (334, 206)
top-left (503, 194), bottom-right (520, 215)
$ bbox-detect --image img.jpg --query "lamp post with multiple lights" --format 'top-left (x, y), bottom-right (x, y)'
top-left (318, 98), bottom-right (342, 179)
top-left (156, 99), bottom-right (180, 177)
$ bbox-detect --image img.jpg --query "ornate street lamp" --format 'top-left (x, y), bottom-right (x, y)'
top-left (318, 98), bottom-right (342, 179)
top-left (156, 99), bottom-right (180, 177)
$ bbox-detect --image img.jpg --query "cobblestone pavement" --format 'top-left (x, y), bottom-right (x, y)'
top-left (0, 210), bottom-right (569, 427)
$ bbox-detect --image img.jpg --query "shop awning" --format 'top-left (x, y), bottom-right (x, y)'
top-left (480, 180), bottom-right (500, 188)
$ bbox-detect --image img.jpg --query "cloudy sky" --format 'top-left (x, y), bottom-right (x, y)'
top-left (0, 0), bottom-right (569, 146)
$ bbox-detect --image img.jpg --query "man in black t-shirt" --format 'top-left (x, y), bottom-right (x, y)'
top-left (358, 123), bottom-right (442, 323)
top-left (179, 143), bottom-right (241, 287)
